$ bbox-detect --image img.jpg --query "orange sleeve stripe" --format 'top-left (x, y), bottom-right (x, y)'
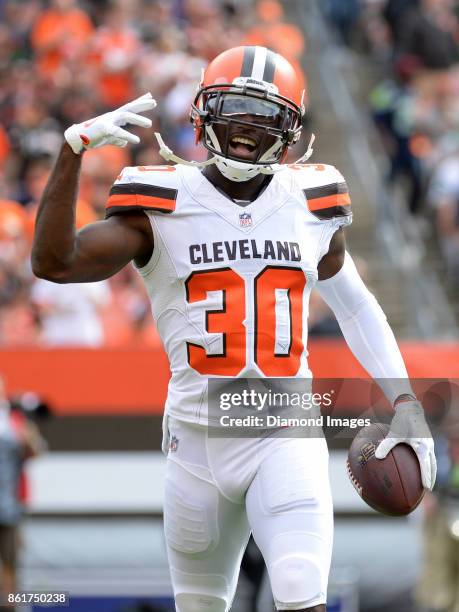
top-left (106, 193), bottom-right (176, 212)
top-left (307, 192), bottom-right (351, 212)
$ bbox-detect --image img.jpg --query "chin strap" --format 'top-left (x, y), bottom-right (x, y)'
top-left (155, 133), bottom-right (218, 167)
top-left (294, 133), bottom-right (316, 164)
top-left (154, 132), bottom-right (316, 175)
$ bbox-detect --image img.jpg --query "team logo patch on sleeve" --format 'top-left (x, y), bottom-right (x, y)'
top-left (239, 212), bottom-right (252, 227)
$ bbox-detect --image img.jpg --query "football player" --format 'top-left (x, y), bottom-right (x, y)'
top-left (32, 46), bottom-right (436, 612)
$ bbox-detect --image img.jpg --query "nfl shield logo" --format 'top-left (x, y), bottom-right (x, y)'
top-left (169, 435), bottom-right (179, 452)
top-left (239, 212), bottom-right (252, 227)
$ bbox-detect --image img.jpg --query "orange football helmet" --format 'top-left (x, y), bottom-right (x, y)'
top-left (154, 46), bottom-right (310, 181)
top-left (191, 46), bottom-right (305, 165)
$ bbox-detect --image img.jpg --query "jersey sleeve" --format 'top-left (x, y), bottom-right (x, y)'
top-left (105, 165), bottom-right (178, 218)
top-left (294, 164), bottom-right (352, 227)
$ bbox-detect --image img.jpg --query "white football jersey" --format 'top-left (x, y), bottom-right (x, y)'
top-left (106, 163), bottom-right (352, 424)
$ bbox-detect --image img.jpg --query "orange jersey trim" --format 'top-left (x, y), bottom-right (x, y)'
top-left (107, 193), bottom-right (176, 212)
top-left (307, 192), bottom-right (351, 212)
top-left (106, 181), bottom-right (177, 215)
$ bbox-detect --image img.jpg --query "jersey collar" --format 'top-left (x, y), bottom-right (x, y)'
top-left (183, 167), bottom-right (293, 233)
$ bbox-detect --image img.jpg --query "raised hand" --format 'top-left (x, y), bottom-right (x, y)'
top-left (64, 92), bottom-right (157, 154)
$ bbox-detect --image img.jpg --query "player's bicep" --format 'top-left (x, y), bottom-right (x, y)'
top-left (69, 215), bottom-right (152, 282)
top-left (297, 163), bottom-right (352, 281)
top-left (317, 227), bottom-right (346, 281)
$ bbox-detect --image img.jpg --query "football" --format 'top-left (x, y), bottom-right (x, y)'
top-left (347, 423), bottom-right (425, 516)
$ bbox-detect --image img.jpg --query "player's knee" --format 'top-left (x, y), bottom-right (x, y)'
top-left (171, 567), bottom-right (230, 612)
top-left (176, 593), bottom-right (227, 612)
top-left (271, 554), bottom-right (325, 609)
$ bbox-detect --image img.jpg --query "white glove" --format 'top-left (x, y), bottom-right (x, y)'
top-left (375, 400), bottom-right (437, 490)
top-left (64, 92), bottom-right (157, 154)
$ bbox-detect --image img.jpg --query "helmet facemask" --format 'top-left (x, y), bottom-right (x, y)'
top-left (193, 86), bottom-right (303, 168)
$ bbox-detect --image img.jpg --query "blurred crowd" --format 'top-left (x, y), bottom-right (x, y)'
top-left (323, 0), bottom-right (459, 288)
top-left (0, 0), bottom-right (311, 347)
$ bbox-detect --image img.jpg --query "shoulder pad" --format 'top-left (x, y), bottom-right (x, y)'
top-left (105, 165), bottom-right (179, 218)
top-left (290, 163), bottom-right (352, 220)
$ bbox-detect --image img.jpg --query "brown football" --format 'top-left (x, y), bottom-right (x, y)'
top-left (347, 423), bottom-right (425, 516)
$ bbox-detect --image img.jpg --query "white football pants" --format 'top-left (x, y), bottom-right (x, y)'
top-left (163, 417), bottom-right (333, 611)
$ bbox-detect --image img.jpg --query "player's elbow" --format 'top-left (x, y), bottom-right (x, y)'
top-left (31, 256), bottom-right (72, 283)
top-left (33, 267), bottom-right (72, 283)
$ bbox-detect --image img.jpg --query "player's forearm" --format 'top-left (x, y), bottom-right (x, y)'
top-left (31, 143), bottom-right (83, 281)
top-left (317, 252), bottom-right (414, 405)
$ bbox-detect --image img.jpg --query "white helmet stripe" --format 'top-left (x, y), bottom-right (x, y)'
top-left (239, 46), bottom-right (277, 85)
top-left (251, 46), bottom-right (268, 81)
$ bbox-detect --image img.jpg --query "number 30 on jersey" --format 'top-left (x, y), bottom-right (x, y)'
top-left (185, 266), bottom-right (306, 377)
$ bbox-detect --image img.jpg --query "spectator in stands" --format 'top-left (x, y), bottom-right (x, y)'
top-left (322, 0), bottom-right (362, 46)
top-left (383, 0), bottom-right (420, 41)
top-left (428, 152), bottom-right (459, 285)
top-left (356, 0), bottom-right (459, 291)
top-left (416, 425), bottom-right (459, 612)
top-left (30, 0), bottom-right (94, 82)
top-left (245, 0), bottom-right (305, 61)
top-left (244, 0), bottom-right (306, 92)
top-left (0, 201), bottom-right (29, 268)
top-left (370, 68), bottom-right (433, 215)
top-left (88, 3), bottom-right (141, 107)
top-left (31, 278), bottom-right (111, 347)
top-left (396, 0), bottom-right (459, 70)
top-left (0, 376), bottom-right (46, 610)
top-left (8, 99), bottom-right (62, 165)
top-left (103, 266), bottom-right (161, 347)
top-left (0, 200), bottom-right (37, 346)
